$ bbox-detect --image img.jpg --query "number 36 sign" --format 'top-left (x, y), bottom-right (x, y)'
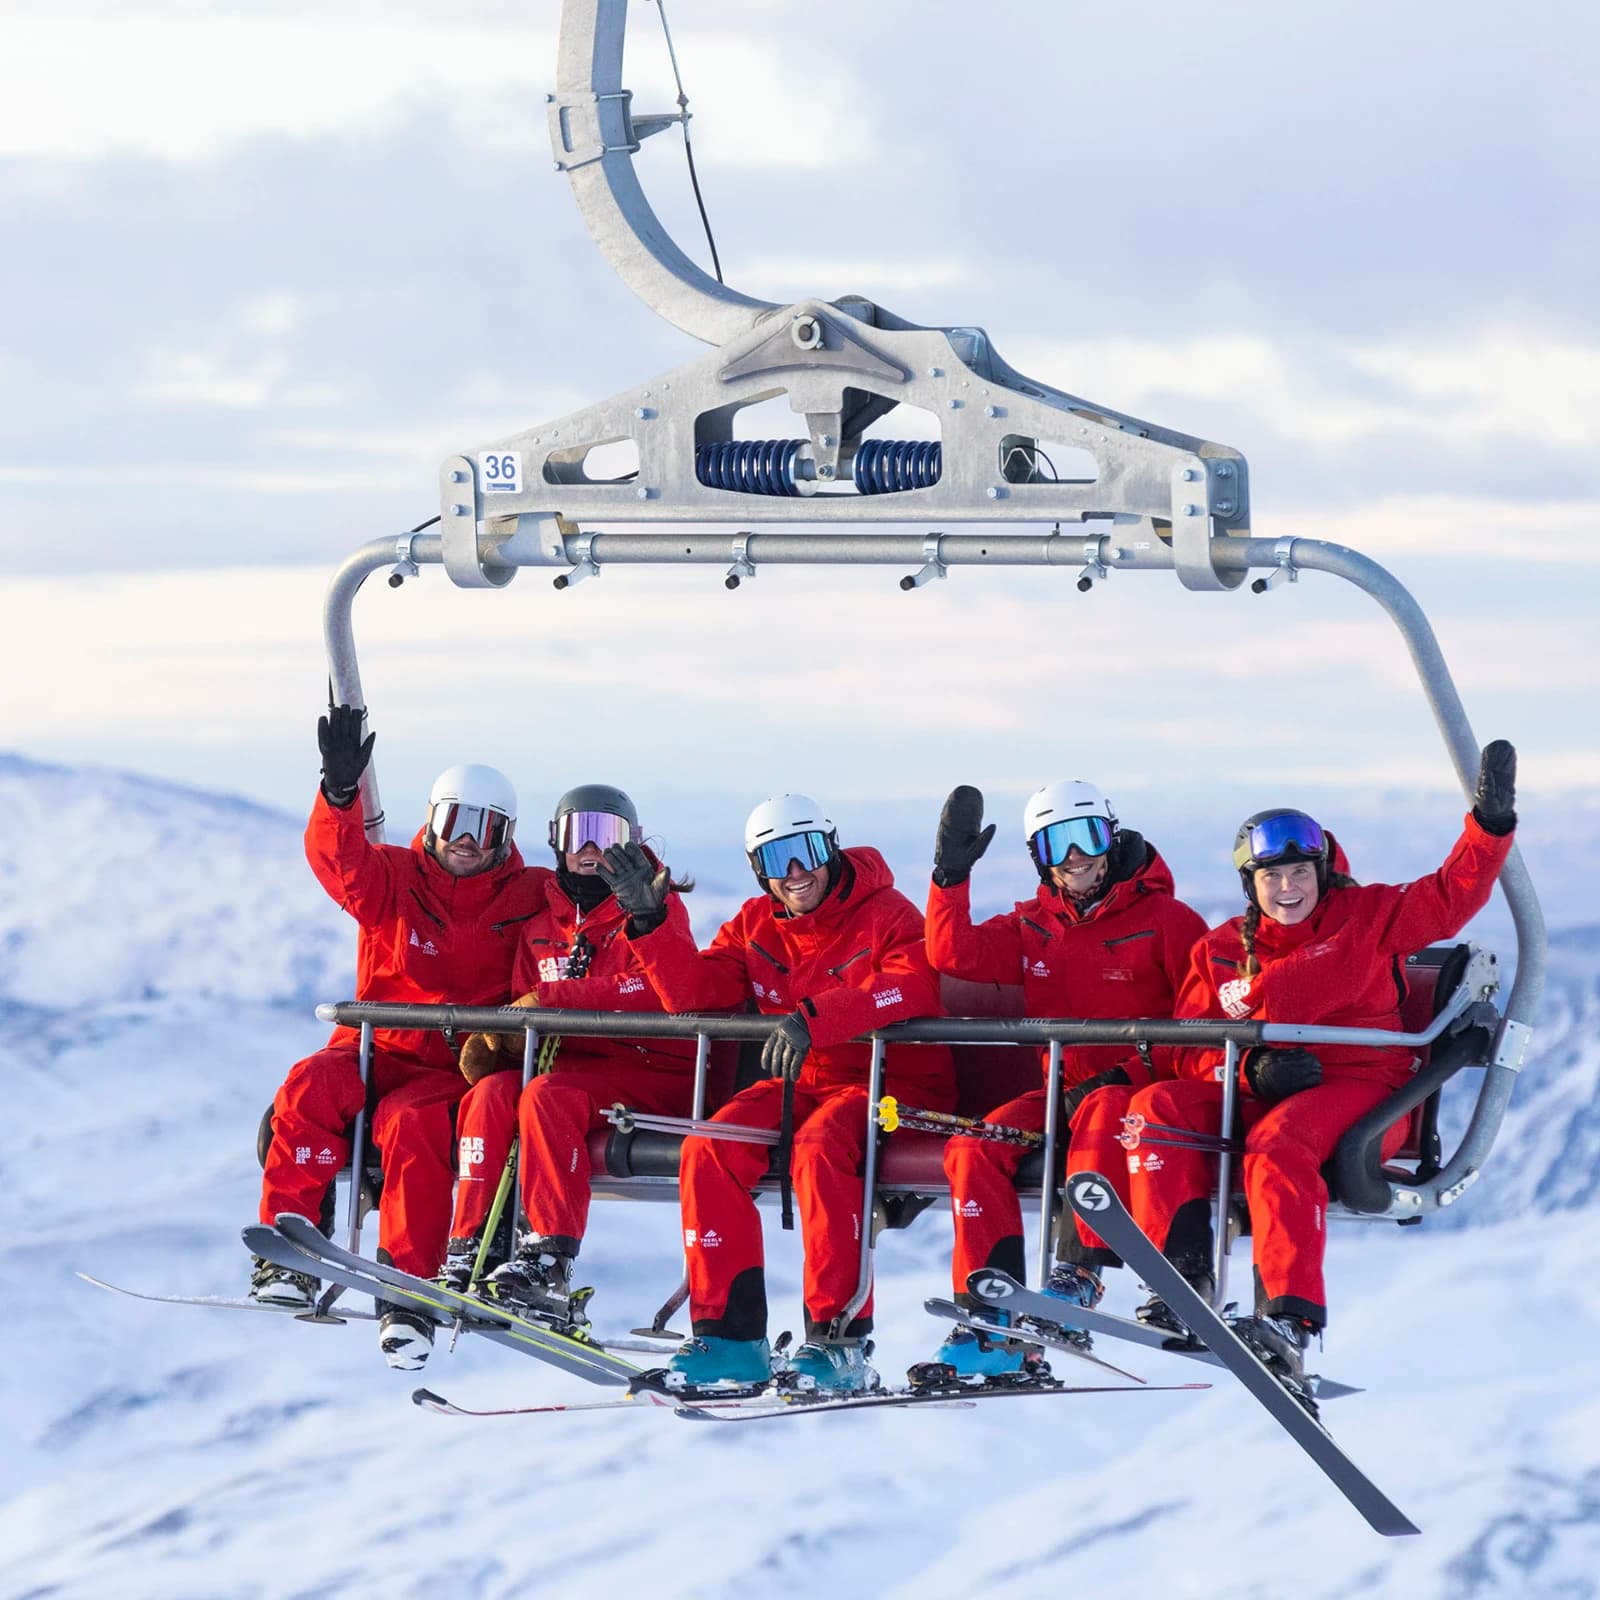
top-left (478, 451), bottom-right (522, 493)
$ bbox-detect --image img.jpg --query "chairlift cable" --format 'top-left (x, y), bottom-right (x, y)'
top-left (649, 0), bottom-right (725, 284)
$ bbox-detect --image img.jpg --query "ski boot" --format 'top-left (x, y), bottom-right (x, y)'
top-left (788, 1338), bottom-right (880, 1395)
top-left (486, 1241), bottom-right (586, 1329)
top-left (376, 1302), bottom-right (436, 1371)
top-left (1228, 1312), bottom-right (1321, 1421)
top-left (1023, 1263), bottom-right (1104, 1349)
top-left (654, 1335), bottom-right (774, 1396)
top-left (248, 1255), bottom-right (318, 1309)
top-left (436, 1235), bottom-right (492, 1297)
top-left (1135, 1260), bottom-right (1214, 1348)
top-left (913, 1313), bottom-right (1051, 1390)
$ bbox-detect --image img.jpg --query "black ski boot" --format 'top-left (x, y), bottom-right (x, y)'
top-left (487, 1241), bottom-right (585, 1328)
top-left (376, 1301), bottom-right (436, 1370)
top-left (1228, 1312), bottom-right (1321, 1421)
top-left (249, 1255), bottom-right (318, 1309)
top-left (1135, 1259), bottom-right (1214, 1348)
top-left (437, 1235), bottom-right (488, 1296)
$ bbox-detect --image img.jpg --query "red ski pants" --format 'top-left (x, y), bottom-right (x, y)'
top-left (450, 1064), bottom-right (689, 1246)
top-left (943, 1084), bottom-right (1145, 1293)
top-left (1125, 1075), bottom-right (1406, 1322)
top-left (259, 1043), bottom-right (465, 1277)
top-left (680, 1077), bottom-right (873, 1336)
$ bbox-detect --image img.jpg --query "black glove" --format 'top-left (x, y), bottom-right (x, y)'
top-left (1472, 739), bottom-right (1517, 836)
top-left (599, 840), bottom-right (671, 936)
top-left (1243, 1046), bottom-right (1322, 1104)
top-left (762, 1009), bottom-right (812, 1081)
top-left (1060, 1063), bottom-right (1132, 1120)
top-left (317, 704), bottom-right (374, 807)
top-left (932, 785), bottom-right (997, 888)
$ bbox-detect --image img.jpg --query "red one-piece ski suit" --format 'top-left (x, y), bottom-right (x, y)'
top-left (449, 863), bottom-right (697, 1253)
top-left (1125, 813), bottom-right (1513, 1326)
top-left (259, 792), bottom-right (549, 1275)
top-left (925, 834), bottom-right (1207, 1292)
top-left (628, 847), bottom-right (955, 1341)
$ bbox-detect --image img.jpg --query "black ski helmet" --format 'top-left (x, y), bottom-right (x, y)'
top-left (1232, 808), bottom-right (1330, 905)
top-left (549, 783), bottom-right (640, 858)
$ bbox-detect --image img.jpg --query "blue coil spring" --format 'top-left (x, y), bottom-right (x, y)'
top-left (853, 438), bottom-right (942, 494)
top-left (695, 439), bottom-right (805, 496)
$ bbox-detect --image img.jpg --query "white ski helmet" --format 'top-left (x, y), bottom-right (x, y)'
top-left (744, 793), bottom-right (838, 882)
top-left (426, 763), bottom-right (518, 857)
top-left (1023, 779), bottom-right (1118, 877)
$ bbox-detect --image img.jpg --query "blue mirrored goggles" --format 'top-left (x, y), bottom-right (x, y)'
top-left (433, 801), bottom-right (512, 852)
top-left (749, 830), bottom-right (834, 880)
top-left (1235, 812), bottom-right (1326, 872)
top-left (1029, 814), bottom-right (1114, 868)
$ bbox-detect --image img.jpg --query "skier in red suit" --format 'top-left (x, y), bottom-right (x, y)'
top-left (921, 780), bottom-right (1206, 1376)
top-left (1122, 740), bottom-right (1517, 1404)
top-left (601, 794), bottom-right (955, 1394)
top-left (439, 784), bottom-right (695, 1324)
top-left (250, 705), bottom-right (548, 1371)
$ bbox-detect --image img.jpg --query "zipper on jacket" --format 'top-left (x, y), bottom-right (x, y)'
top-left (749, 939), bottom-right (790, 973)
top-left (827, 946), bottom-right (872, 978)
top-left (1020, 917), bottom-right (1054, 940)
top-left (407, 889), bottom-right (446, 930)
top-left (1210, 954), bottom-right (1239, 971)
top-left (1104, 929), bottom-right (1156, 949)
top-left (490, 913), bottom-right (537, 934)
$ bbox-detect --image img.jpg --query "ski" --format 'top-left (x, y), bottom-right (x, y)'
top-left (672, 1376), bottom-right (1210, 1424)
top-left (1064, 1172), bottom-right (1418, 1538)
top-left (244, 1219), bottom-right (639, 1387)
top-left (410, 1385), bottom-right (754, 1419)
top-left (962, 1268), bottom-right (1361, 1402)
top-left (924, 1296), bottom-right (1145, 1383)
top-left (77, 1271), bottom-right (376, 1323)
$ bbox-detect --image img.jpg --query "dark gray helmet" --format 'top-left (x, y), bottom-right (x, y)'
top-left (548, 783), bottom-right (640, 854)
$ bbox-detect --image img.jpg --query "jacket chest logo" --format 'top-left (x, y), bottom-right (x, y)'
top-left (1026, 958), bottom-right (1050, 978)
top-left (753, 980), bottom-right (786, 1007)
top-left (408, 929), bottom-right (440, 957)
top-left (1218, 976), bottom-right (1255, 1019)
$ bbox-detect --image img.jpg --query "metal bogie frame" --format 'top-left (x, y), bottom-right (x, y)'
top-left (316, 0), bottom-right (1543, 1260)
top-left (319, 974), bottom-right (1503, 1320)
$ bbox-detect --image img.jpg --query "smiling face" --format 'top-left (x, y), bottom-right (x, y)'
top-left (564, 844), bottom-right (606, 875)
top-left (768, 858), bottom-right (830, 915)
top-left (1049, 846), bottom-right (1110, 900)
top-left (1253, 859), bottom-right (1321, 925)
top-left (432, 832), bottom-right (495, 878)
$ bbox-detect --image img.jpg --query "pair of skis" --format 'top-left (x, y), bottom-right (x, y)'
top-left (967, 1174), bottom-right (1417, 1538)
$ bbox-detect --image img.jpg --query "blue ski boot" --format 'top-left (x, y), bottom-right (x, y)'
top-left (664, 1335), bottom-right (773, 1391)
top-left (1030, 1263), bottom-right (1105, 1347)
top-left (788, 1338), bottom-right (880, 1394)
top-left (926, 1320), bottom-right (1027, 1379)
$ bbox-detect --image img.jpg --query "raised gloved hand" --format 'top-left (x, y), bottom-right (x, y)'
top-left (1060, 1063), bottom-right (1133, 1120)
top-left (1472, 739), bottom-right (1517, 836)
top-left (317, 704), bottom-right (375, 807)
top-left (932, 785), bottom-right (997, 888)
top-left (459, 1032), bottom-right (512, 1086)
top-left (599, 840), bottom-right (671, 936)
top-left (1243, 1046), bottom-right (1323, 1103)
top-left (762, 1009), bottom-right (812, 1081)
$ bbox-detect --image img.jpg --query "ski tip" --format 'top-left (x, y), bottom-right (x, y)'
top-left (412, 1388), bottom-right (449, 1411)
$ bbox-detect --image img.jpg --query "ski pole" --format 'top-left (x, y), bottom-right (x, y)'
top-left (600, 1106), bottom-right (780, 1146)
top-left (777, 1072), bottom-right (796, 1231)
top-left (1117, 1112), bottom-right (1244, 1156)
top-left (473, 1137), bottom-right (519, 1289)
top-left (876, 1096), bottom-right (1044, 1149)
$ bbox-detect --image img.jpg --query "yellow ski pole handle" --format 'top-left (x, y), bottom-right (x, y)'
top-left (877, 1095), bottom-right (901, 1133)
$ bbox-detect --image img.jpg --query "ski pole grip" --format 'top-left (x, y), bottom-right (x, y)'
top-left (876, 1095), bottom-right (900, 1133)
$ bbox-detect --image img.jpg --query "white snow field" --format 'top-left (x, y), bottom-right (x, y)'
top-left (2, 754), bottom-right (1597, 1599)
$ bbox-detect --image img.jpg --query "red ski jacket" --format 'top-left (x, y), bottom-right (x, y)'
top-left (926, 833), bottom-right (1208, 1087)
top-left (627, 846), bottom-right (955, 1105)
top-left (508, 857), bottom-right (697, 1084)
top-left (1174, 813), bottom-right (1514, 1090)
top-left (305, 790), bottom-right (551, 1069)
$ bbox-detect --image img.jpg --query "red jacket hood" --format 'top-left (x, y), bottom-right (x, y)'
top-left (1033, 832), bottom-right (1178, 925)
top-left (769, 844), bottom-right (895, 928)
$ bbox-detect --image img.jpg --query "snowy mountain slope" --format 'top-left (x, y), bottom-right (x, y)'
top-left (2, 755), bottom-right (1598, 1599)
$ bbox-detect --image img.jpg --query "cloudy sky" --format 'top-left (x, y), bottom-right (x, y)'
top-left (4, 0), bottom-right (1597, 863)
